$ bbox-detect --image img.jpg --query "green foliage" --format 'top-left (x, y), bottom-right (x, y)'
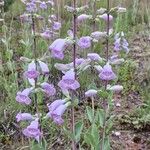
top-left (4, 0), bottom-right (15, 11)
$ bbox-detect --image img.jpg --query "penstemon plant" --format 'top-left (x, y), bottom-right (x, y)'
top-left (15, 0), bottom-right (129, 150)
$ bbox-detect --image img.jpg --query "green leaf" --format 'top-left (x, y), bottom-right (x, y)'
top-left (84, 132), bottom-right (95, 148)
top-left (91, 124), bottom-right (99, 146)
top-left (86, 106), bottom-right (94, 123)
top-left (95, 109), bottom-right (104, 128)
top-left (63, 127), bottom-right (75, 140)
top-left (104, 136), bottom-right (111, 150)
top-left (75, 121), bottom-right (84, 142)
top-left (31, 139), bottom-right (47, 150)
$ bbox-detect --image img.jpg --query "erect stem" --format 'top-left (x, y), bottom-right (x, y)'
top-left (91, 0), bottom-right (96, 51)
top-left (101, 0), bottom-right (110, 149)
top-left (106, 0), bottom-right (110, 61)
top-left (31, 15), bottom-right (40, 117)
top-left (71, 0), bottom-right (77, 150)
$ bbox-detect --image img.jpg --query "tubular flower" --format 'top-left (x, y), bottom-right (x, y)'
top-left (40, 30), bottom-right (54, 39)
top-left (78, 36), bottom-right (92, 49)
top-left (41, 82), bottom-right (56, 97)
top-left (16, 88), bottom-right (33, 105)
top-left (85, 89), bottom-right (97, 97)
top-left (23, 119), bottom-right (41, 142)
top-left (99, 13), bottom-right (113, 22)
top-left (107, 85), bottom-right (123, 92)
top-left (26, 2), bottom-right (37, 13)
top-left (58, 70), bottom-right (80, 91)
top-left (77, 14), bottom-right (91, 22)
top-left (87, 53), bottom-right (102, 62)
top-left (24, 61), bottom-right (39, 79)
top-left (38, 60), bottom-right (49, 74)
top-left (99, 63), bottom-right (116, 81)
top-left (49, 39), bottom-right (66, 60)
top-left (52, 22), bottom-right (61, 30)
top-left (16, 112), bottom-right (34, 122)
top-left (46, 99), bottom-right (69, 125)
top-left (39, 1), bottom-right (47, 9)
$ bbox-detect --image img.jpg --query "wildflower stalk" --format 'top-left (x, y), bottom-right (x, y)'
top-left (101, 0), bottom-right (110, 149)
top-left (91, 0), bottom-right (96, 51)
top-left (71, 0), bottom-right (77, 149)
top-left (31, 14), bottom-right (39, 116)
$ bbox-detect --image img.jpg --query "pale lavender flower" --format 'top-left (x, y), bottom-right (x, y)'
top-left (58, 70), bottom-right (80, 90)
top-left (85, 89), bottom-right (97, 97)
top-left (77, 14), bottom-right (91, 22)
top-left (87, 53), bottom-right (102, 62)
top-left (114, 32), bottom-right (129, 53)
top-left (49, 39), bottom-right (66, 60)
top-left (53, 22), bottom-right (61, 30)
top-left (54, 63), bottom-right (72, 73)
top-left (109, 55), bottom-right (124, 65)
top-left (107, 85), bottom-right (123, 92)
top-left (23, 119), bottom-right (41, 142)
top-left (16, 112), bottom-right (34, 122)
top-left (114, 38), bottom-right (121, 51)
top-left (51, 104), bottom-right (67, 125)
top-left (122, 38), bottom-right (129, 53)
top-left (16, 88), bottom-right (32, 105)
top-left (91, 31), bottom-right (107, 40)
top-left (47, 99), bottom-right (66, 112)
top-left (100, 13), bottom-right (113, 22)
top-left (41, 82), bottom-right (56, 97)
top-left (38, 60), bottom-right (49, 74)
top-left (39, 1), bottom-right (47, 9)
top-left (47, 0), bottom-right (54, 6)
top-left (26, 2), bottom-right (37, 13)
top-left (99, 63), bottom-right (116, 81)
top-left (40, 29), bottom-right (55, 39)
top-left (78, 36), bottom-right (92, 49)
top-left (20, 13), bottom-right (31, 22)
top-left (24, 61), bottom-right (39, 79)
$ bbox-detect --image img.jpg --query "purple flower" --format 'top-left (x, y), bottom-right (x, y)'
top-left (78, 36), bottom-right (92, 49)
top-left (51, 104), bottom-right (67, 125)
top-left (54, 63), bottom-right (72, 73)
top-left (46, 99), bottom-right (69, 125)
top-left (91, 31), bottom-right (107, 40)
top-left (24, 61), bottom-right (39, 79)
top-left (114, 32), bottom-right (129, 53)
top-left (26, 2), bottom-right (37, 13)
top-left (16, 88), bottom-right (32, 105)
top-left (16, 112), bottom-right (34, 122)
top-left (38, 60), bottom-right (49, 74)
top-left (23, 119), bottom-right (41, 142)
top-left (47, 0), bottom-right (54, 6)
top-left (99, 63), bottom-right (116, 81)
top-left (47, 99), bottom-right (65, 112)
top-left (58, 70), bottom-right (80, 90)
top-left (85, 89), bottom-right (97, 97)
top-left (100, 13), bottom-right (113, 22)
top-left (40, 30), bottom-right (53, 39)
top-left (49, 39), bottom-right (66, 60)
top-left (122, 38), bottom-right (129, 53)
top-left (114, 38), bottom-right (121, 51)
top-left (107, 85), bottom-right (123, 92)
top-left (52, 22), bottom-right (61, 30)
top-left (109, 55), bottom-right (124, 65)
top-left (87, 53), bottom-right (102, 62)
top-left (39, 1), bottom-right (47, 9)
top-left (41, 82), bottom-right (56, 97)
top-left (77, 14), bottom-right (91, 22)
